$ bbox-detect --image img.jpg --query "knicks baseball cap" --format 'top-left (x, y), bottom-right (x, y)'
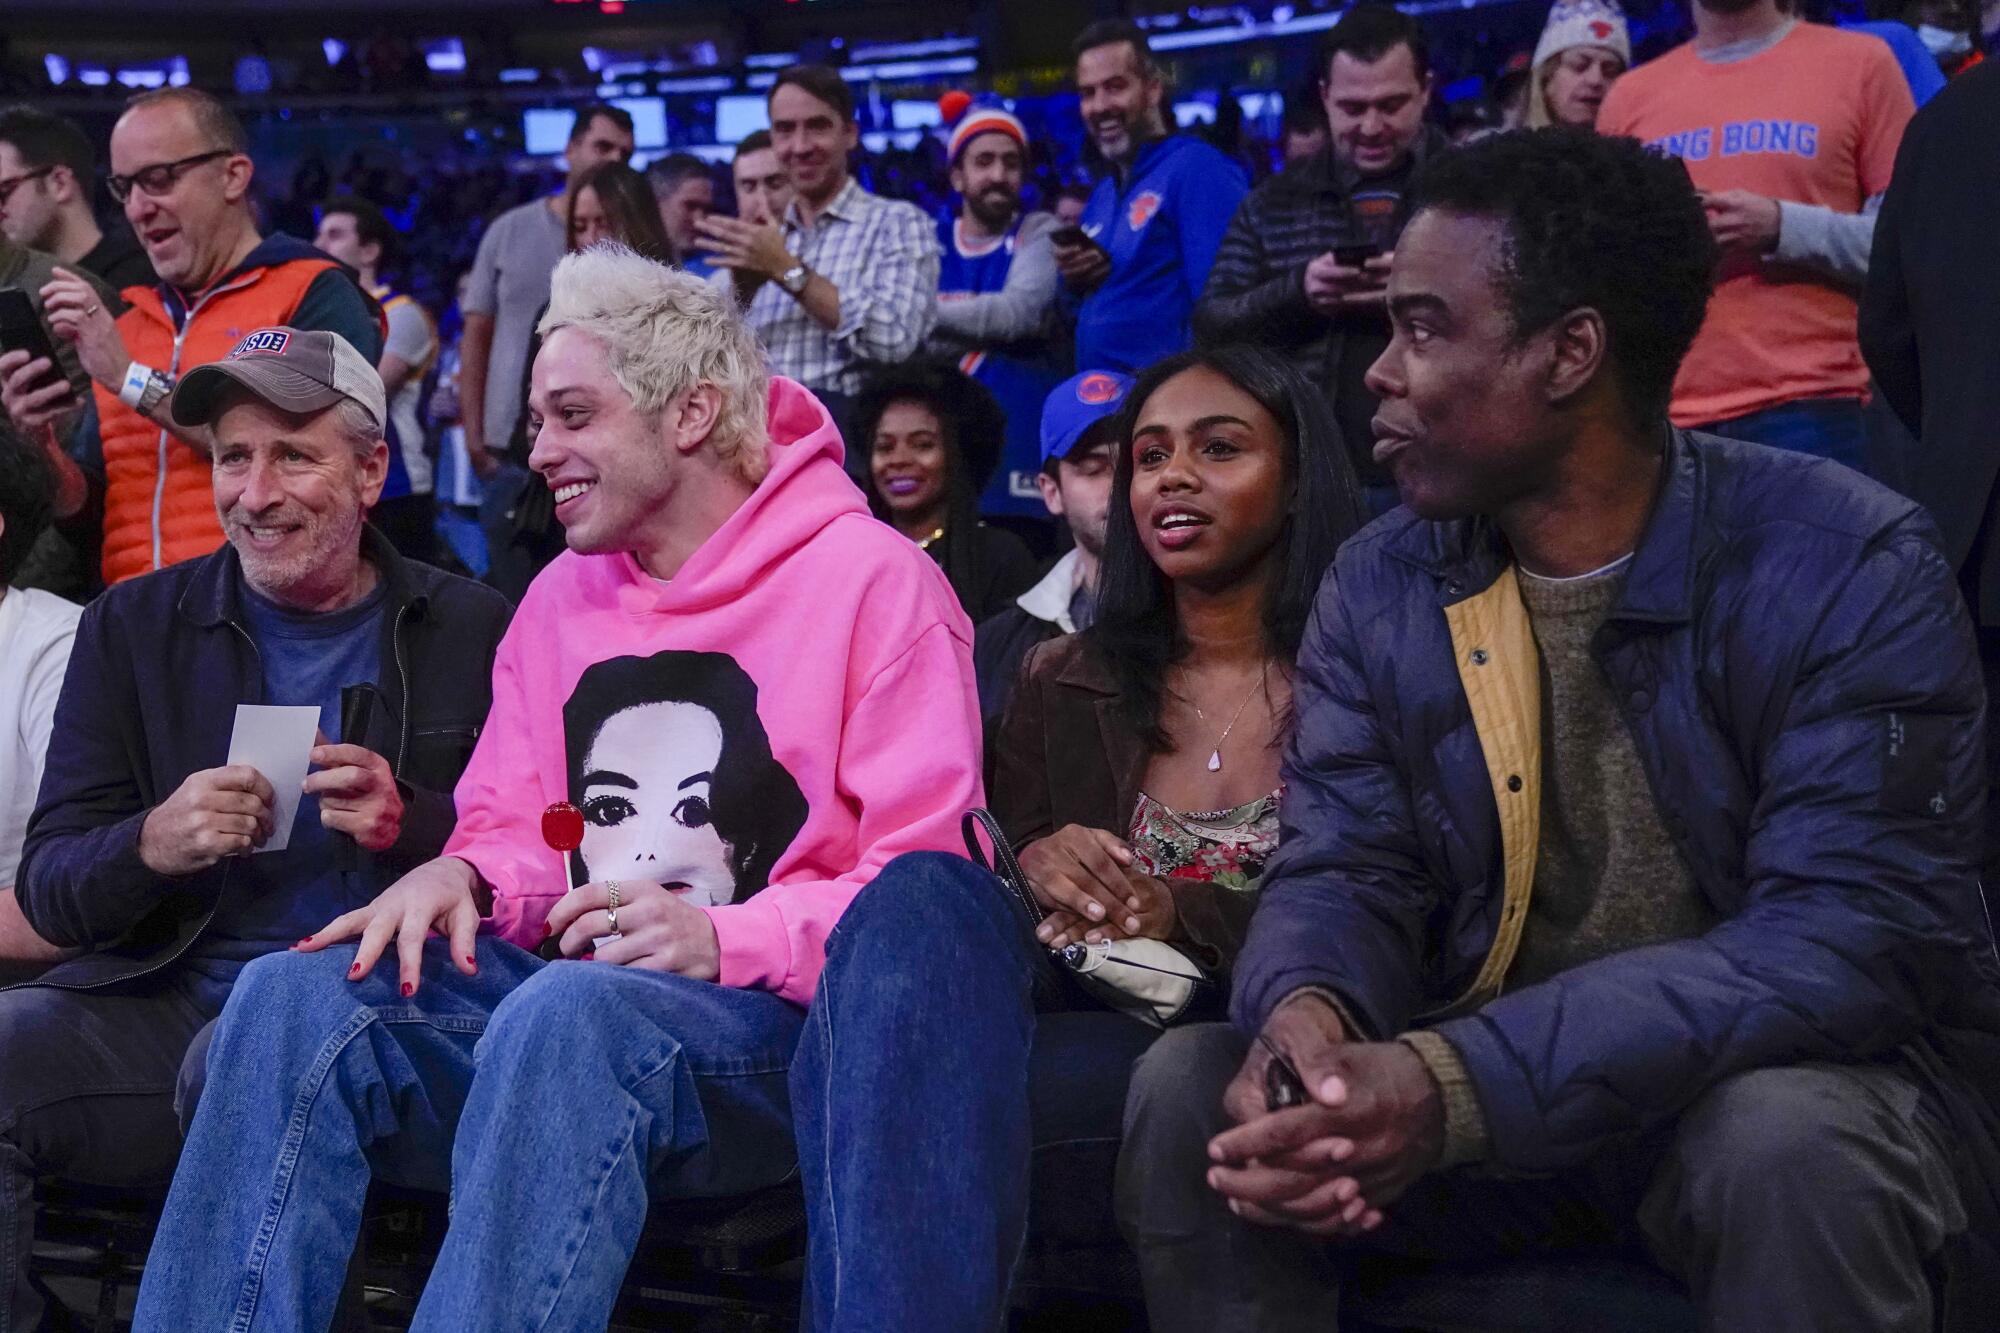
top-left (1041, 369), bottom-right (1133, 465)
top-left (171, 326), bottom-right (387, 433)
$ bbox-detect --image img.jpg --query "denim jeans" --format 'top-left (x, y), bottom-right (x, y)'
top-left (0, 965), bottom-right (233, 1333)
top-left (792, 851), bottom-right (1159, 1331)
top-left (1695, 396), bottom-right (1870, 474)
top-left (133, 937), bottom-right (803, 1332)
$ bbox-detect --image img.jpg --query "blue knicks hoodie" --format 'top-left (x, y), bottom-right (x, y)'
top-left (1073, 133), bottom-right (1248, 374)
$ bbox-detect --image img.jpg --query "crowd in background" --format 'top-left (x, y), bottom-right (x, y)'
top-left (0, 0), bottom-right (1997, 1327)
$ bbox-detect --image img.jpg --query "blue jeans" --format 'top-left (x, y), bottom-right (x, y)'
top-left (1695, 396), bottom-right (1869, 474)
top-left (133, 938), bottom-right (802, 1331)
top-left (792, 851), bottom-right (1159, 1331)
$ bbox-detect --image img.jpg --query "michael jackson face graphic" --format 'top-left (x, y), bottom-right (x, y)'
top-left (562, 651), bottom-right (808, 906)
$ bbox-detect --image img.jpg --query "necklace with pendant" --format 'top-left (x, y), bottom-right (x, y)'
top-left (1188, 666), bottom-right (1268, 773)
top-left (915, 526), bottom-right (946, 550)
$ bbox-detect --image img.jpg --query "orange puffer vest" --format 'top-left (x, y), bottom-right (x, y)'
top-left (95, 254), bottom-right (341, 585)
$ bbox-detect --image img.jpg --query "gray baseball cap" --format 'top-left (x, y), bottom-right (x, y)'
top-left (171, 326), bottom-right (387, 434)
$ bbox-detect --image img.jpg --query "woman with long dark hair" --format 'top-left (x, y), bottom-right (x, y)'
top-left (783, 345), bottom-right (1365, 1328)
top-left (565, 162), bottom-right (673, 262)
top-left (488, 164), bottom-right (676, 596)
top-left (855, 361), bottom-right (1039, 621)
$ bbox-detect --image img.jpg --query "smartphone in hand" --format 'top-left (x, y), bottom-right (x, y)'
top-left (0, 288), bottom-right (66, 388)
top-left (1051, 224), bottom-right (1104, 253)
top-left (1332, 240), bottom-right (1383, 270)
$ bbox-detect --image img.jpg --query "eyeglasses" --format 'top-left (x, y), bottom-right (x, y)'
top-left (106, 149), bottom-right (232, 204)
top-left (0, 166), bottom-right (54, 208)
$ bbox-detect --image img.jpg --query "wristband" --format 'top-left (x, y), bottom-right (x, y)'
top-left (118, 361), bottom-right (154, 409)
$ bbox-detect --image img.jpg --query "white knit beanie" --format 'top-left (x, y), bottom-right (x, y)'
top-left (1532, 0), bottom-right (1632, 68)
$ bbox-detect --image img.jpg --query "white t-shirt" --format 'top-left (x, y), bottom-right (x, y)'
top-left (0, 585), bottom-right (81, 886)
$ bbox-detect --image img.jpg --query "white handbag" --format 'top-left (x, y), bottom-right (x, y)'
top-left (963, 809), bottom-right (1216, 1029)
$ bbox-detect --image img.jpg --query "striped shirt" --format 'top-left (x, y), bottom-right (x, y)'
top-left (745, 177), bottom-right (941, 398)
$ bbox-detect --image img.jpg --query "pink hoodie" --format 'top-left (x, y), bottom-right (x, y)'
top-left (444, 378), bottom-right (983, 1004)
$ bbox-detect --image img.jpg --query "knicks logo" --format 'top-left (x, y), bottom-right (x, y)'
top-left (1076, 373), bottom-right (1122, 405)
top-left (1589, 18), bottom-right (1614, 38)
top-left (231, 329), bottom-right (290, 358)
top-left (1127, 191), bottom-right (1162, 231)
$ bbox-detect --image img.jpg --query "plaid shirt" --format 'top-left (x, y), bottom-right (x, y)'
top-left (745, 177), bottom-right (941, 398)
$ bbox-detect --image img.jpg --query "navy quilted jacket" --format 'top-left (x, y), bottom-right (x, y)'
top-left (1236, 430), bottom-right (2000, 1297)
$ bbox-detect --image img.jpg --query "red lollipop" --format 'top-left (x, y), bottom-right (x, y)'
top-left (541, 801), bottom-right (584, 853)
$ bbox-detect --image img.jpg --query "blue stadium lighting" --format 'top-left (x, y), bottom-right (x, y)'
top-left (78, 67), bottom-right (112, 88)
top-left (499, 68), bottom-right (541, 83)
top-left (322, 39), bottom-right (346, 68)
top-left (43, 55), bottom-right (68, 86)
top-left (849, 37), bottom-right (979, 63)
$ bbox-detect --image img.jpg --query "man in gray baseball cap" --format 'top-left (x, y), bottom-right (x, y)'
top-left (3, 326), bottom-right (512, 1333)
top-left (172, 325), bottom-right (388, 439)
top-left (170, 326), bottom-right (390, 610)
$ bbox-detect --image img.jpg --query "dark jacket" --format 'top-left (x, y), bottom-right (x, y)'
top-left (1193, 129), bottom-right (1446, 486)
top-left (992, 633), bottom-right (1260, 972)
top-left (1236, 430), bottom-right (2000, 1316)
top-left (972, 548), bottom-right (1088, 734)
top-left (1861, 61), bottom-right (2000, 626)
top-left (16, 528), bottom-right (513, 990)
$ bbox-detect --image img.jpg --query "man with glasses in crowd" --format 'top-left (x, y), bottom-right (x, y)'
top-left (0, 105), bottom-right (155, 293)
top-left (0, 88), bottom-right (382, 586)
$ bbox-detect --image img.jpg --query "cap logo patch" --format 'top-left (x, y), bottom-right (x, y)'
top-left (231, 330), bottom-right (290, 358)
top-left (1589, 19), bottom-right (1614, 37)
top-left (1076, 373), bottom-right (1122, 405)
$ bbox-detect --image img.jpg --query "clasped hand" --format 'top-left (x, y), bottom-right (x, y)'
top-left (1207, 994), bottom-right (1445, 1238)
top-left (1018, 824), bottom-right (1175, 949)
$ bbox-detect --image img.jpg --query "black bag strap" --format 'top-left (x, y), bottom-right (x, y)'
top-left (962, 809), bottom-right (1071, 1012)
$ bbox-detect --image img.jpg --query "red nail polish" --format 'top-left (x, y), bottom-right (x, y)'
top-left (465, 956), bottom-right (478, 971)
top-left (348, 963), bottom-right (361, 977)
top-left (401, 982), bottom-right (414, 997)
top-left (543, 920), bottom-right (553, 937)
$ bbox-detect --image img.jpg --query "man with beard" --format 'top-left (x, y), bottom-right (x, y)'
top-left (1058, 19), bottom-right (1247, 374)
top-left (1598, 0), bottom-right (1913, 470)
top-left (2, 326), bottom-right (508, 1333)
top-left (930, 106), bottom-right (1066, 524)
top-left (1115, 127), bottom-right (1999, 1333)
top-left (0, 105), bottom-right (155, 292)
top-left (0, 88), bottom-right (383, 587)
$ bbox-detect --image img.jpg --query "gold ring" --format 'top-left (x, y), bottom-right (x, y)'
top-left (84, 304), bottom-right (99, 316)
top-left (605, 880), bottom-right (622, 936)
top-left (606, 907), bottom-right (619, 935)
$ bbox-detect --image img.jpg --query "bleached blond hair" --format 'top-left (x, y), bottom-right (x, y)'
top-left (538, 242), bottom-right (771, 483)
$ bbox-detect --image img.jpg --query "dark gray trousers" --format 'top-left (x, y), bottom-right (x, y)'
top-left (0, 969), bottom-right (229, 1333)
top-left (1119, 1022), bottom-right (1965, 1333)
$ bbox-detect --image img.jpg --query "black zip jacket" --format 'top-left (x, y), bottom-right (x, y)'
top-left (16, 526), bottom-right (512, 990)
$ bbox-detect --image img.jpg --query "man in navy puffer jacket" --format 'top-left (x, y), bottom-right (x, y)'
top-left (1118, 128), bottom-right (2000, 1333)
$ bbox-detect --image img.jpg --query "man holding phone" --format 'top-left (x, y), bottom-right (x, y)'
top-left (1195, 7), bottom-right (1442, 510)
top-left (1058, 20), bottom-right (1247, 375)
top-left (0, 87), bottom-right (383, 587)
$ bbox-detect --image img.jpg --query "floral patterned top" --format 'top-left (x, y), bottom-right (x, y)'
top-left (1128, 789), bottom-right (1282, 894)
